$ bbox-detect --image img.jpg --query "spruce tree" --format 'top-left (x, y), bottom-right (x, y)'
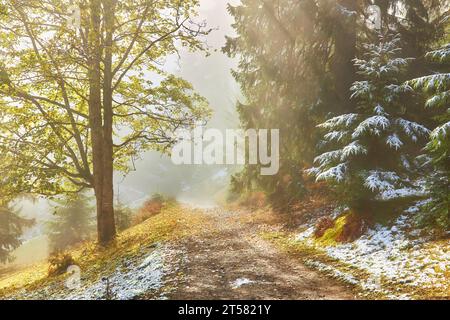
top-left (46, 193), bottom-right (94, 252)
top-left (0, 204), bottom-right (33, 263)
top-left (224, 0), bottom-right (362, 206)
top-left (409, 44), bottom-right (450, 231)
top-left (309, 34), bottom-right (430, 214)
top-left (114, 204), bottom-right (132, 232)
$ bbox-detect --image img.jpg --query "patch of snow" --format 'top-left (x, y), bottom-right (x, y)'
top-left (5, 244), bottom-right (182, 300)
top-left (231, 278), bottom-right (254, 289)
top-left (378, 186), bottom-right (423, 201)
top-left (304, 260), bottom-right (359, 285)
top-left (296, 226), bottom-right (314, 242)
top-left (66, 248), bottom-right (165, 300)
top-left (296, 212), bottom-right (450, 297)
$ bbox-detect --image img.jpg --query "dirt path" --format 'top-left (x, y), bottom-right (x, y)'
top-left (165, 208), bottom-right (356, 300)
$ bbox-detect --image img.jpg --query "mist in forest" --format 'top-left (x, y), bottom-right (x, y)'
top-left (2, 0), bottom-right (241, 267)
top-left (115, 0), bottom-right (242, 208)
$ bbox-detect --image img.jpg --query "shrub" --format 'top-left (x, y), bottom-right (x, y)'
top-left (48, 252), bottom-right (76, 277)
top-left (131, 193), bottom-right (166, 226)
top-left (336, 211), bottom-right (370, 243)
top-left (314, 216), bottom-right (335, 238)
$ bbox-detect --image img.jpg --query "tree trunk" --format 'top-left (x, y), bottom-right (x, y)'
top-left (88, 0), bottom-right (116, 245)
top-left (100, 0), bottom-right (117, 244)
top-left (332, 0), bottom-right (358, 114)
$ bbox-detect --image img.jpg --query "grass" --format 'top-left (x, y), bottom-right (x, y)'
top-left (0, 204), bottom-right (212, 298)
top-left (260, 226), bottom-right (450, 300)
top-left (259, 230), bottom-right (385, 299)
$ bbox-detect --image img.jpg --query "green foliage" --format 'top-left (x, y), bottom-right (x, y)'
top-left (0, 204), bottom-right (34, 264)
top-left (310, 34), bottom-right (428, 213)
top-left (46, 193), bottom-right (94, 252)
top-left (225, 1), bottom-right (447, 214)
top-left (0, 0), bottom-right (210, 197)
top-left (223, 0), bottom-right (339, 205)
top-left (409, 44), bottom-right (450, 232)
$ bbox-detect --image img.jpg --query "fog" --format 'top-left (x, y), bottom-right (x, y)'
top-left (116, 0), bottom-right (242, 208)
top-left (15, 0), bottom-right (242, 249)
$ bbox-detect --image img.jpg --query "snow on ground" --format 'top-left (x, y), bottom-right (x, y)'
top-left (231, 278), bottom-right (254, 289)
top-left (295, 208), bottom-right (450, 298)
top-left (5, 243), bottom-right (182, 300)
top-left (304, 260), bottom-right (359, 286)
top-left (65, 247), bottom-right (165, 300)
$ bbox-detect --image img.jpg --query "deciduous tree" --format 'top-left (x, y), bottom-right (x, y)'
top-left (0, 0), bottom-right (210, 244)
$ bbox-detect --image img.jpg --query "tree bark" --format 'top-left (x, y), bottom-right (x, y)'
top-left (100, 0), bottom-right (117, 244)
top-left (332, 0), bottom-right (358, 114)
top-left (88, 0), bottom-right (116, 245)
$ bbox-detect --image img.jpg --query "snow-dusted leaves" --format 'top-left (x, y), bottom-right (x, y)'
top-left (373, 104), bottom-right (387, 116)
top-left (386, 134), bottom-right (403, 150)
top-left (316, 163), bottom-right (348, 183)
top-left (425, 90), bottom-right (450, 109)
top-left (323, 130), bottom-right (349, 143)
top-left (342, 141), bottom-right (368, 159)
top-left (314, 150), bottom-right (343, 167)
top-left (352, 115), bottom-right (390, 138)
top-left (425, 44), bottom-right (450, 63)
top-left (318, 114), bottom-right (359, 130)
top-left (353, 39), bottom-right (409, 80)
top-left (408, 73), bottom-right (450, 94)
top-left (384, 84), bottom-right (413, 103)
top-left (351, 81), bottom-right (373, 99)
top-left (364, 170), bottom-right (401, 192)
top-left (395, 119), bottom-right (430, 142)
top-left (430, 121), bottom-right (450, 140)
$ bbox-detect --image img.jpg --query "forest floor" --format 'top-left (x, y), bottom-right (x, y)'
top-left (157, 207), bottom-right (356, 300)
top-left (0, 202), bottom-right (447, 300)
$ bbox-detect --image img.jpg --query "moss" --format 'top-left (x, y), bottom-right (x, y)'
top-left (315, 214), bottom-right (348, 246)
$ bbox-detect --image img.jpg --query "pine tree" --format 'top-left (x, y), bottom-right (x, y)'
top-left (309, 34), bottom-right (430, 214)
top-left (46, 193), bottom-right (94, 252)
top-left (114, 204), bottom-right (132, 232)
top-left (223, 0), bottom-right (362, 206)
top-left (0, 204), bottom-right (34, 264)
top-left (409, 44), bottom-right (450, 231)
